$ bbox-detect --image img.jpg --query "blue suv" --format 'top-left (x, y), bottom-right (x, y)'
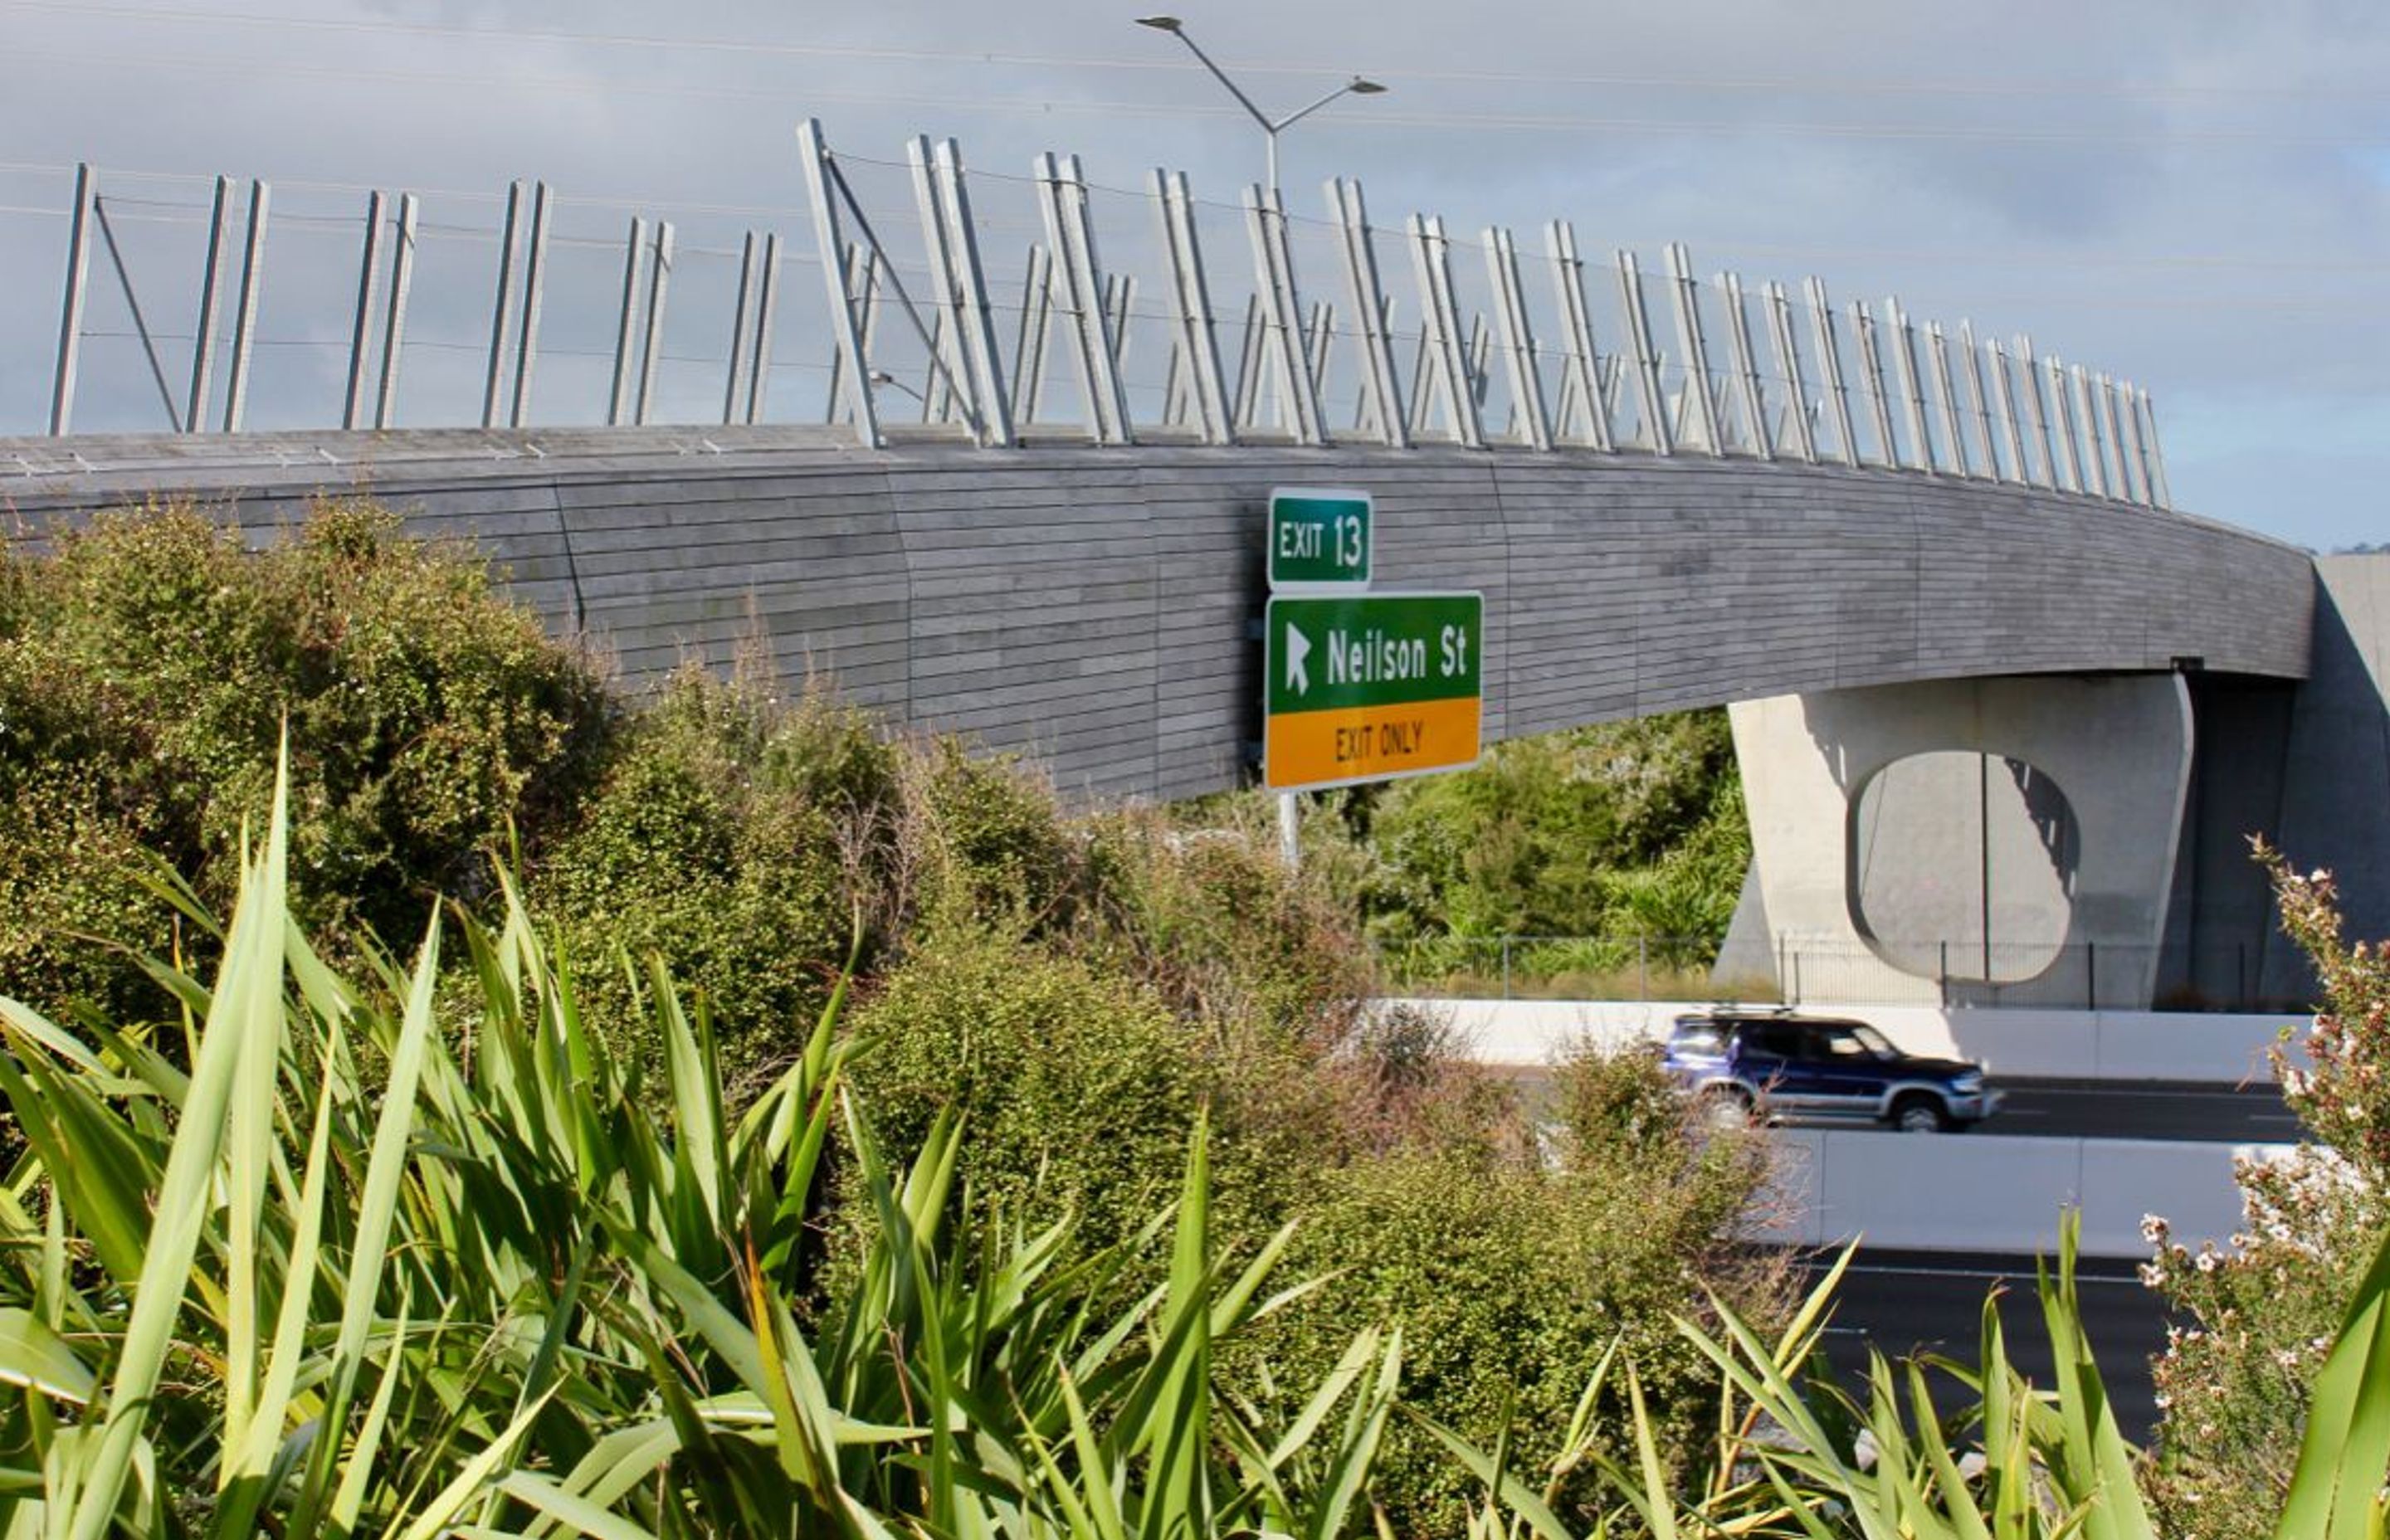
top-left (1661, 1011), bottom-right (2002, 1133)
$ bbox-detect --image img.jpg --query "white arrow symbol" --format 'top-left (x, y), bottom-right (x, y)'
top-left (1285, 623), bottom-right (1311, 696)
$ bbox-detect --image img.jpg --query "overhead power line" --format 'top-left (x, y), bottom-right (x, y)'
top-left (7, 46), bottom-right (2386, 151)
top-left (8, 0), bottom-right (2390, 106)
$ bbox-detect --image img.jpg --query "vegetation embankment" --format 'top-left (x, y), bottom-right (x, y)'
top-left (11, 499), bottom-right (2390, 1534)
top-left (0, 500), bottom-right (1775, 1532)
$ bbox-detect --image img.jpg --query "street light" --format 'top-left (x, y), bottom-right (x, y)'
top-left (1134, 16), bottom-right (1387, 199)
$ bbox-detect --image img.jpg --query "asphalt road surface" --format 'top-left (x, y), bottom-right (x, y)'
top-left (1792, 1246), bottom-right (2172, 1441)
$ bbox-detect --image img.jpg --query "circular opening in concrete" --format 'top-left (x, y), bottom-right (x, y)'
top-left (1848, 751), bottom-right (2079, 984)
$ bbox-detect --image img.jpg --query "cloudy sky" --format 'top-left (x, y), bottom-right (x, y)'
top-left (2, 0), bottom-right (2385, 549)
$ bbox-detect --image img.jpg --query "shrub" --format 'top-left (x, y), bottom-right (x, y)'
top-left (2144, 846), bottom-right (2390, 1538)
top-left (0, 500), bottom-right (608, 1016)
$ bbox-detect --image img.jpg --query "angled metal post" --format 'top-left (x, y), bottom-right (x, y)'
top-left (480, 180), bottom-right (524, 429)
top-left (342, 190), bottom-right (388, 431)
top-left (2110, 378), bottom-right (2147, 505)
top-left (1246, 184), bottom-right (1324, 444)
top-left (1013, 244), bottom-right (1053, 425)
top-left (1804, 276), bottom-right (1858, 467)
top-left (724, 230), bottom-right (760, 426)
top-left (907, 137), bottom-right (976, 429)
top-left (2046, 355), bottom-right (2084, 492)
top-left (1958, 321), bottom-right (1998, 479)
top-left (637, 222), bottom-right (675, 426)
top-left (1987, 337), bottom-right (2027, 485)
top-left (185, 174), bottom-right (232, 434)
top-left (2100, 374), bottom-right (2139, 503)
top-left (373, 192), bottom-right (418, 430)
top-left (1926, 321), bottom-right (1968, 476)
top-left (1155, 168), bottom-right (1232, 444)
top-left (2070, 364), bottom-right (2107, 497)
top-left (1662, 243), bottom-right (1721, 454)
top-left (509, 181), bottom-right (553, 430)
top-left (1482, 227), bottom-right (1550, 450)
top-left (745, 232), bottom-right (781, 425)
top-left (1304, 298), bottom-right (1335, 410)
top-left (2138, 388), bottom-right (2173, 509)
top-left (935, 138), bottom-right (1015, 445)
top-left (1615, 248), bottom-right (1671, 455)
top-left (799, 120), bottom-right (880, 446)
top-left (48, 162), bottom-right (95, 436)
top-left (1038, 153), bottom-right (1134, 443)
top-left (1719, 270), bottom-right (1770, 459)
top-left (1851, 300), bottom-right (1900, 468)
top-left (221, 179), bottom-right (268, 433)
top-left (2014, 335), bottom-right (2056, 487)
top-left (607, 216), bottom-right (647, 426)
top-left (1885, 298), bottom-right (1933, 471)
top-left (1331, 178), bottom-right (1407, 448)
top-left (1407, 214), bottom-right (1480, 447)
top-left (1762, 280), bottom-right (1814, 463)
top-left (1234, 291), bottom-right (1267, 432)
top-left (1545, 221), bottom-right (1612, 451)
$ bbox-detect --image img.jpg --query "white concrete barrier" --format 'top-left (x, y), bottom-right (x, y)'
top-left (1752, 1129), bottom-right (2286, 1258)
top-left (1388, 997), bottom-right (2307, 1085)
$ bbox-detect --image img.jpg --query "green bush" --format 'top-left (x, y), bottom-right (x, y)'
top-left (0, 501), bottom-right (608, 1019)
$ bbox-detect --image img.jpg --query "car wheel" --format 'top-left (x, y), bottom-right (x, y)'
top-left (1891, 1094), bottom-right (1952, 1133)
top-left (1701, 1087), bottom-right (1754, 1131)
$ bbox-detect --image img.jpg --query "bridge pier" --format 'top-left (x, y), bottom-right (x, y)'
top-left (1724, 674), bottom-right (2195, 1010)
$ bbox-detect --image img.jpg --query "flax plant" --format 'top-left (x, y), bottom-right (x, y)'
top-left (0, 758), bottom-right (1401, 1537)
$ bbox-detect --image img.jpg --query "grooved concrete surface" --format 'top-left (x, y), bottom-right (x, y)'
top-left (0, 425), bottom-right (2316, 802)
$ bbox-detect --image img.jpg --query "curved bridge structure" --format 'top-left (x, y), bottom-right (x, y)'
top-left (1, 124), bottom-right (2370, 1009)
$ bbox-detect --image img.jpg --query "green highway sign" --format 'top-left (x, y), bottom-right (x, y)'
top-left (1268, 487), bottom-right (1372, 591)
top-left (1264, 592), bottom-right (1483, 792)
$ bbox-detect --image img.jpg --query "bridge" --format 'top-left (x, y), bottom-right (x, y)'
top-left (1, 124), bottom-right (2375, 1011)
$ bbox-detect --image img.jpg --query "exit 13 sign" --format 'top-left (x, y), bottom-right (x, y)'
top-left (1267, 487), bottom-right (1371, 591)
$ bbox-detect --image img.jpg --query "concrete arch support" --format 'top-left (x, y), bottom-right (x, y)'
top-left (1728, 674), bottom-right (2192, 1008)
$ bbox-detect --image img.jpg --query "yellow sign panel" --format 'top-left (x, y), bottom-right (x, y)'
top-left (1263, 694), bottom-right (1482, 792)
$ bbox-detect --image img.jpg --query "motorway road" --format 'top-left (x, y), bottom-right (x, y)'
top-left (1794, 1247), bottom-right (2172, 1442)
top-left (1495, 1067), bottom-right (2300, 1143)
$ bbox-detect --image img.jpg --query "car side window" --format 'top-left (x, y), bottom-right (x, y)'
top-left (1821, 1026), bottom-right (1874, 1060)
top-left (1743, 1024), bottom-right (1798, 1058)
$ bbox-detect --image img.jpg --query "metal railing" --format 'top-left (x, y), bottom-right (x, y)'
top-left (2, 122), bottom-right (2169, 511)
top-left (1383, 933), bottom-right (2300, 1012)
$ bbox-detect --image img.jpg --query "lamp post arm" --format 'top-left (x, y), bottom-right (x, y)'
top-left (1269, 80), bottom-right (1365, 134)
top-left (1163, 27), bottom-right (1275, 134)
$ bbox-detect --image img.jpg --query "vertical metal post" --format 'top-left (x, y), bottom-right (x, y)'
top-left (373, 192), bottom-right (417, 431)
top-left (509, 181), bottom-right (553, 430)
top-left (2051, 359), bottom-right (2088, 494)
top-left (746, 232), bottom-right (782, 425)
top-left (342, 190), bottom-right (388, 431)
top-left (1544, 222), bottom-right (1612, 451)
top-left (1928, 321), bottom-right (1968, 476)
top-left (185, 174), bottom-right (232, 434)
top-left (221, 179), bottom-right (268, 433)
top-left (1763, 280), bottom-right (1814, 463)
top-left (1303, 298), bottom-right (1334, 407)
top-left (1851, 301), bottom-right (1897, 467)
top-left (2074, 366), bottom-right (2110, 497)
top-left (1278, 792), bottom-right (1300, 872)
top-left (1500, 937), bottom-right (1513, 1001)
top-left (1483, 227), bottom-right (1550, 451)
top-left (48, 162), bottom-right (95, 436)
top-left (1988, 338), bottom-right (2027, 485)
top-left (607, 216), bottom-right (646, 427)
top-left (2112, 378), bottom-right (2149, 506)
top-left (724, 230), bottom-right (759, 426)
top-left (1719, 270), bottom-right (1771, 459)
top-left (798, 120), bottom-right (880, 446)
top-left (1637, 936), bottom-right (1649, 999)
top-left (935, 139), bottom-right (1015, 446)
top-left (637, 222), bottom-right (674, 426)
top-left (1662, 242), bottom-right (1721, 454)
top-left (1885, 298), bottom-right (1934, 471)
top-left (2087, 941), bottom-right (2099, 1009)
top-left (481, 180), bottom-right (524, 429)
top-left (1615, 249), bottom-right (1671, 455)
top-left (2100, 374), bottom-right (2139, 503)
top-left (907, 136), bottom-right (976, 431)
top-left (1156, 168), bottom-right (1233, 445)
top-left (1333, 178), bottom-right (1407, 448)
top-left (2138, 388), bottom-right (2173, 509)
